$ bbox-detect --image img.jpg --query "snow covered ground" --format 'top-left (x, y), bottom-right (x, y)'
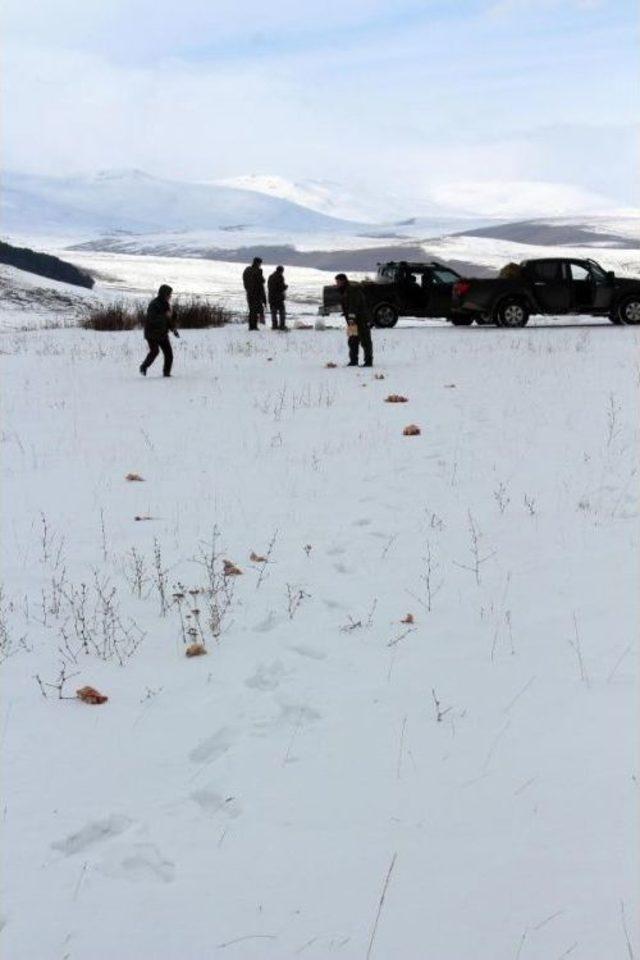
top-left (1, 316), bottom-right (638, 959)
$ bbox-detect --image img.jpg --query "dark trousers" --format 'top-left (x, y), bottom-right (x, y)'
top-left (142, 334), bottom-right (173, 375)
top-left (348, 323), bottom-right (373, 366)
top-left (270, 303), bottom-right (286, 329)
top-left (247, 299), bottom-right (264, 330)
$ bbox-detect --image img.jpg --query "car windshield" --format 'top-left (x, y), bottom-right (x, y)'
top-left (431, 268), bottom-right (459, 285)
top-left (587, 259), bottom-right (608, 281)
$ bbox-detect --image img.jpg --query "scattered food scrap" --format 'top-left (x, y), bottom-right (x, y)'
top-left (76, 686), bottom-right (108, 705)
top-left (185, 643), bottom-right (207, 658)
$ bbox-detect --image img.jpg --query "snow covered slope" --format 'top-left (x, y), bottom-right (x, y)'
top-left (1, 320), bottom-right (638, 959)
top-left (2, 170), bottom-right (363, 238)
top-left (0, 264), bottom-right (99, 330)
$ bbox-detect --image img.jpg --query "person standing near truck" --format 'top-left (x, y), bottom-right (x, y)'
top-left (139, 284), bottom-right (180, 377)
top-left (243, 257), bottom-right (267, 331)
top-left (335, 273), bottom-right (373, 367)
top-left (267, 265), bottom-right (288, 330)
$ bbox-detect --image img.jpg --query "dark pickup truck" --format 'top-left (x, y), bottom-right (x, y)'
top-left (320, 260), bottom-right (468, 327)
top-left (450, 257), bottom-right (640, 327)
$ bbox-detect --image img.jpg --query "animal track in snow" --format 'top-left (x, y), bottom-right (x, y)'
top-left (352, 517), bottom-right (372, 527)
top-left (245, 660), bottom-right (285, 691)
top-left (98, 843), bottom-right (175, 884)
top-left (189, 727), bottom-right (234, 764)
top-left (51, 815), bottom-right (133, 856)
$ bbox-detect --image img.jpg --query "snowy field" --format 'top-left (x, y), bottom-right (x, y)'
top-left (1, 316), bottom-right (638, 959)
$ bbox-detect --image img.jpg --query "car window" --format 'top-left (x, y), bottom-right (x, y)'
top-left (377, 266), bottom-right (397, 282)
top-left (570, 263), bottom-right (590, 281)
top-left (587, 260), bottom-right (608, 282)
top-left (431, 268), bottom-right (459, 285)
top-left (529, 261), bottom-right (561, 281)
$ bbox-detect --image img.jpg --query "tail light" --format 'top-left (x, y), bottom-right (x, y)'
top-left (453, 280), bottom-right (471, 297)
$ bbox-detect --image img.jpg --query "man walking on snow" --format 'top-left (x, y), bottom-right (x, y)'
top-left (243, 257), bottom-right (267, 331)
top-left (335, 273), bottom-right (373, 367)
top-left (267, 265), bottom-right (288, 330)
top-left (139, 284), bottom-right (180, 377)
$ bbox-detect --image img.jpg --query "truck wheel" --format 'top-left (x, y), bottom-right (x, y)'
top-left (616, 296), bottom-right (640, 325)
top-left (450, 316), bottom-right (473, 326)
top-left (372, 303), bottom-right (398, 328)
top-left (496, 298), bottom-right (529, 328)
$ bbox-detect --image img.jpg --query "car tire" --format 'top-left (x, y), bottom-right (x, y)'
top-left (372, 303), bottom-right (398, 328)
top-left (475, 313), bottom-right (492, 326)
top-left (496, 298), bottom-right (529, 328)
top-left (450, 316), bottom-right (473, 326)
top-left (616, 295), bottom-right (640, 325)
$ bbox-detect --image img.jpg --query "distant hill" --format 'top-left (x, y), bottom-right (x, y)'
top-left (454, 216), bottom-right (640, 249)
top-left (0, 240), bottom-right (94, 289)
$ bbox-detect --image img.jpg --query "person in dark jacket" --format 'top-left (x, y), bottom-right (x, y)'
top-left (267, 265), bottom-right (288, 330)
top-left (139, 284), bottom-right (179, 377)
top-left (242, 257), bottom-right (267, 330)
top-left (335, 273), bottom-right (373, 367)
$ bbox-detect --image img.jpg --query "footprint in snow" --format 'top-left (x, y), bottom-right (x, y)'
top-left (191, 789), bottom-right (242, 819)
top-left (326, 545), bottom-right (346, 557)
top-left (287, 643), bottom-right (327, 661)
top-left (352, 518), bottom-right (372, 527)
top-left (98, 842), bottom-right (175, 884)
top-left (245, 660), bottom-right (285, 691)
top-left (252, 611), bottom-right (282, 633)
top-left (278, 701), bottom-right (322, 725)
top-left (322, 598), bottom-right (347, 611)
top-left (189, 727), bottom-right (235, 764)
top-left (252, 699), bottom-right (321, 736)
top-left (51, 814), bottom-right (133, 856)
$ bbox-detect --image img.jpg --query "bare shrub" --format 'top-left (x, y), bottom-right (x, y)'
top-left (82, 296), bottom-right (232, 331)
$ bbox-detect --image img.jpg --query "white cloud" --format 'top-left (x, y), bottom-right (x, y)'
top-left (2, 0), bottom-right (636, 210)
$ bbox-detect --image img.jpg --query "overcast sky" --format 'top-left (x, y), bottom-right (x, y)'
top-left (3, 0), bottom-right (638, 205)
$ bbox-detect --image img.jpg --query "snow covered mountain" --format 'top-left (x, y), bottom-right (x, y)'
top-left (215, 174), bottom-right (627, 225)
top-left (213, 174), bottom-right (461, 225)
top-left (1, 170), bottom-right (364, 239)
